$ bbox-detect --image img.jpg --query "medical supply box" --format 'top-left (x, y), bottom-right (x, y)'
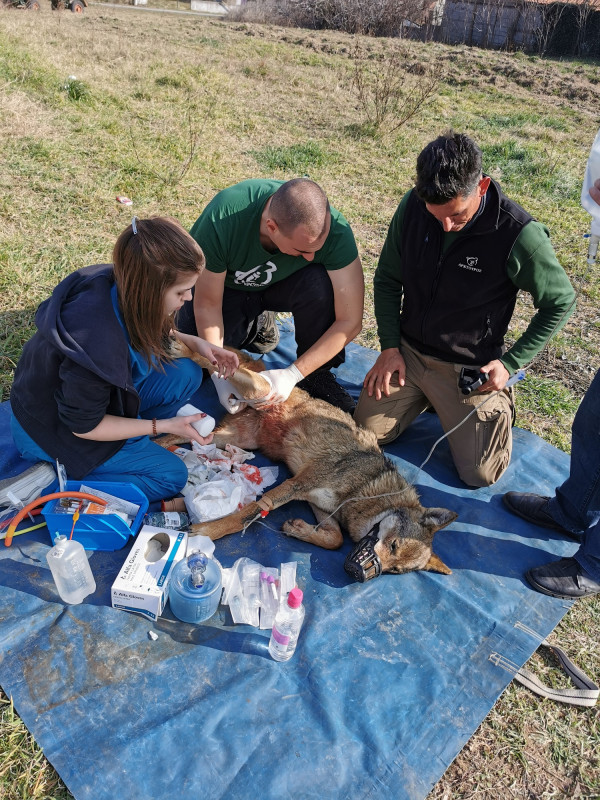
top-left (111, 525), bottom-right (188, 620)
top-left (42, 481), bottom-right (148, 551)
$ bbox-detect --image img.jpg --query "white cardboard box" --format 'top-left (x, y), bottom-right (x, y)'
top-left (111, 525), bottom-right (188, 621)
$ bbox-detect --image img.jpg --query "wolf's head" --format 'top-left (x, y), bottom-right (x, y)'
top-left (345, 506), bottom-right (456, 581)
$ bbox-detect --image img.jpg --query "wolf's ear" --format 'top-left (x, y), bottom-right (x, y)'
top-left (423, 551), bottom-right (452, 575)
top-left (422, 508), bottom-right (458, 532)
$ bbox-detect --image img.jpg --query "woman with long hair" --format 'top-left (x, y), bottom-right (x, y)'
top-left (9, 216), bottom-right (238, 502)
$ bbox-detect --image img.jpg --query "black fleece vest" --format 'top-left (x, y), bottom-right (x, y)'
top-left (400, 180), bottom-right (532, 365)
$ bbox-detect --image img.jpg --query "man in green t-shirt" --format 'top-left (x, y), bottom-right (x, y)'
top-left (178, 178), bottom-right (364, 414)
top-left (354, 131), bottom-right (576, 487)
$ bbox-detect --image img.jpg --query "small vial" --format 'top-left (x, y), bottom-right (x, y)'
top-left (176, 403), bottom-right (215, 437)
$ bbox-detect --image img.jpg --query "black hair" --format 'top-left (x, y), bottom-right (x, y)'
top-left (415, 131), bottom-right (482, 204)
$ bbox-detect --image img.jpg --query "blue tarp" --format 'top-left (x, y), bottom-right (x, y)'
top-left (0, 323), bottom-right (577, 800)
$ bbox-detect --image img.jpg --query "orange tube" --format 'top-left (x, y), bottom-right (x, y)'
top-left (4, 492), bottom-right (108, 547)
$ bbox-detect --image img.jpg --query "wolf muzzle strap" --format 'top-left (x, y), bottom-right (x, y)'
top-left (344, 530), bottom-right (382, 582)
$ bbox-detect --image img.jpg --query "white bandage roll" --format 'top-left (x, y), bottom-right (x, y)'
top-left (176, 404), bottom-right (216, 437)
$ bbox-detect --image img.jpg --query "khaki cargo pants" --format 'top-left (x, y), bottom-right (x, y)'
top-left (354, 340), bottom-right (514, 488)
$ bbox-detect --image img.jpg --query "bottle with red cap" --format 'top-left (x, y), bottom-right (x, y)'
top-left (268, 587), bottom-right (305, 662)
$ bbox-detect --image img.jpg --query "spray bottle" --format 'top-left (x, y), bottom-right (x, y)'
top-left (581, 129), bottom-right (600, 265)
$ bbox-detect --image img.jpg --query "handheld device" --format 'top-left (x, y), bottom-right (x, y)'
top-left (458, 367), bottom-right (489, 395)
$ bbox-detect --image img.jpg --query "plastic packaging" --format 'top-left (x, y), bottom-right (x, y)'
top-left (268, 587), bottom-right (305, 662)
top-left (46, 534), bottom-right (96, 604)
top-left (176, 404), bottom-right (216, 438)
top-left (581, 129), bottom-right (600, 263)
top-left (168, 552), bottom-right (222, 623)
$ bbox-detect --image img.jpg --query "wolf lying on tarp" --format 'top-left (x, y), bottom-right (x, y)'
top-left (164, 340), bottom-right (457, 581)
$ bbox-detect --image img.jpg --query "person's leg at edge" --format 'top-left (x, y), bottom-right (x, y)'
top-left (547, 370), bottom-right (600, 534)
top-left (353, 341), bottom-right (430, 442)
top-left (574, 521), bottom-right (600, 585)
top-left (525, 519), bottom-right (600, 599)
top-left (418, 351), bottom-right (513, 488)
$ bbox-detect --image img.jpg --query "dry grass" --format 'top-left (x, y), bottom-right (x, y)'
top-left (1, 6), bottom-right (599, 799)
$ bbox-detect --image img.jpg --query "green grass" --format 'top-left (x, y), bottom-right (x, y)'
top-left (0, 8), bottom-right (599, 800)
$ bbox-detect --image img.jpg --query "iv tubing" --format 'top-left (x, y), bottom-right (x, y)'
top-left (3, 492), bottom-right (108, 547)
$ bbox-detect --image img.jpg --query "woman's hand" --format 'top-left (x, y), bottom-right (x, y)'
top-left (190, 338), bottom-right (239, 378)
top-left (157, 415), bottom-right (214, 446)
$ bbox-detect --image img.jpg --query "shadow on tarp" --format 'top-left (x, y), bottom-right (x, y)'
top-left (0, 324), bottom-right (576, 800)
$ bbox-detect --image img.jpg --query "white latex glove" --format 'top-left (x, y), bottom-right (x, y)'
top-left (252, 364), bottom-right (303, 407)
top-left (211, 374), bottom-right (248, 415)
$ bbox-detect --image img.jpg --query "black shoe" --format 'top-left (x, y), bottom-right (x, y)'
top-left (503, 492), bottom-right (580, 538)
top-left (526, 557), bottom-right (600, 599)
top-left (246, 311), bottom-right (280, 354)
top-left (298, 370), bottom-right (356, 414)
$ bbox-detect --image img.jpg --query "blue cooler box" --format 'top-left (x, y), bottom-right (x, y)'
top-left (42, 481), bottom-right (149, 551)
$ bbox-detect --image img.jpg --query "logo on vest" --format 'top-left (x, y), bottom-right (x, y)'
top-left (234, 261), bottom-right (278, 287)
top-left (458, 256), bottom-right (482, 273)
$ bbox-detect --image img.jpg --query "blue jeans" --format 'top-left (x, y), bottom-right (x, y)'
top-left (547, 369), bottom-right (600, 580)
top-left (10, 357), bottom-right (203, 503)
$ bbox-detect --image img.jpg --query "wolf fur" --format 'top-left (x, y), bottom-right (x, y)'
top-left (168, 340), bottom-right (457, 576)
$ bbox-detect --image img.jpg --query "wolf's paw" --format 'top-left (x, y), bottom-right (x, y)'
top-left (282, 518), bottom-right (315, 540)
top-left (283, 518), bottom-right (343, 550)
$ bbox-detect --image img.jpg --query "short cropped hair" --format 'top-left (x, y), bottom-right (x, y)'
top-left (268, 178), bottom-right (330, 238)
top-left (113, 216), bottom-right (205, 366)
top-left (415, 131), bottom-right (483, 204)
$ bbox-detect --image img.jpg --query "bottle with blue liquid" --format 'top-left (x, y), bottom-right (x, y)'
top-left (168, 551), bottom-right (222, 623)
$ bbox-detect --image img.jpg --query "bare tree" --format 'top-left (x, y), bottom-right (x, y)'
top-left (349, 39), bottom-right (439, 136)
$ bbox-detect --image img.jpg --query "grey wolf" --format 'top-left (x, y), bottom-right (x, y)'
top-left (169, 341), bottom-right (457, 578)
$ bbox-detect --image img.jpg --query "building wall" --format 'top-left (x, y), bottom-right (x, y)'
top-left (441, 1), bottom-right (543, 49)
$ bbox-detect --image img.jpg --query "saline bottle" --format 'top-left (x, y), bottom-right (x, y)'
top-left (268, 587), bottom-right (305, 662)
top-left (46, 535), bottom-right (96, 604)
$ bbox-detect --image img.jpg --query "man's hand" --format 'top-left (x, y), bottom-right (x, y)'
top-left (590, 177), bottom-right (600, 206)
top-left (251, 364), bottom-right (302, 408)
top-left (362, 348), bottom-right (406, 400)
top-left (479, 359), bottom-right (510, 391)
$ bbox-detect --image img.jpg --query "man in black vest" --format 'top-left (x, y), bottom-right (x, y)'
top-left (354, 131), bottom-right (575, 487)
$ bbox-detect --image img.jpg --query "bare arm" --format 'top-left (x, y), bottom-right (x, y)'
top-left (73, 413), bottom-right (214, 446)
top-left (293, 257), bottom-right (364, 378)
top-left (192, 269), bottom-right (227, 347)
top-left (174, 330), bottom-right (239, 378)
top-left (591, 177), bottom-right (600, 206)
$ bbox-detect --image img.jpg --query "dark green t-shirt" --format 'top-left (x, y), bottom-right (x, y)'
top-left (189, 179), bottom-right (358, 291)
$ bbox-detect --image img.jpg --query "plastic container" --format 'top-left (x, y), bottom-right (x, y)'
top-left (42, 481), bottom-right (148, 551)
top-left (176, 404), bottom-right (216, 438)
top-left (581, 129), bottom-right (600, 263)
top-left (268, 587), bottom-right (305, 662)
top-left (168, 552), bottom-right (223, 623)
top-left (46, 535), bottom-right (96, 604)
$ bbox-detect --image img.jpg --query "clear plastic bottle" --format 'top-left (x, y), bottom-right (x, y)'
top-left (143, 511), bottom-right (190, 531)
top-left (581, 129), bottom-right (600, 264)
top-left (268, 587), bottom-right (305, 662)
top-left (46, 535), bottom-right (96, 604)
